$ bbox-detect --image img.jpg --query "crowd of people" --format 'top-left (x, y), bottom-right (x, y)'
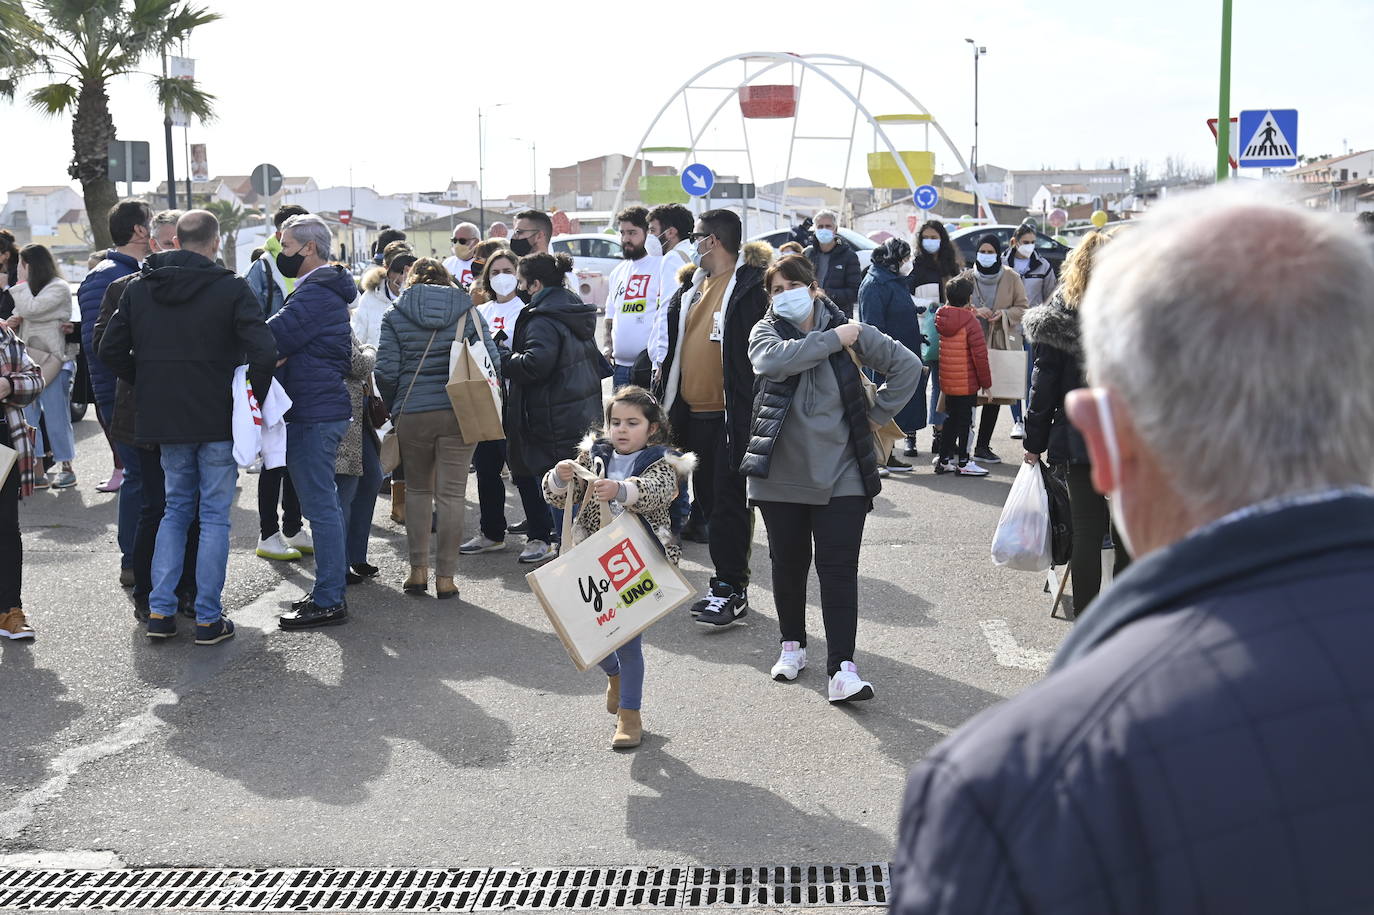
top-left (4, 193), bottom-right (1372, 758)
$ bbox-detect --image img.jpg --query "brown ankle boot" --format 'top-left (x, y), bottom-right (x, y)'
top-left (403, 566), bottom-right (428, 594)
top-left (436, 576), bottom-right (459, 600)
top-left (605, 674), bottom-right (620, 715)
top-left (611, 709), bottom-right (642, 748)
top-left (390, 481), bottom-right (406, 525)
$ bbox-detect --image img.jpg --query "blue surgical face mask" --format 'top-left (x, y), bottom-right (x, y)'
top-left (921, 238), bottom-right (941, 254)
top-left (691, 237), bottom-right (711, 269)
top-left (976, 252), bottom-right (998, 269)
top-left (771, 286), bottom-right (813, 325)
top-left (814, 228), bottom-right (836, 246)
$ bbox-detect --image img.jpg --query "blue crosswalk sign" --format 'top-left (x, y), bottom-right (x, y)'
top-left (681, 164), bottom-right (715, 197)
top-left (913, 185), bottom-right (939, 210)
top-left (1238, 109), bottom-right (1298, 168)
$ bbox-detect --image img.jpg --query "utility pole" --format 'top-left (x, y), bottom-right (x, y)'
top-left (1215, 0), bottom-right (1233, 182)
top-left (162, 51), bottom-right (177, 209)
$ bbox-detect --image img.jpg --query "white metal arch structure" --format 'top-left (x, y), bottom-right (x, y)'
top-left (609, 52), bottom-right (992, 228)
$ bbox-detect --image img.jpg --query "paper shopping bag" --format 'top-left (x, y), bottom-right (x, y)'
top-left (446, 331), bottom-right (505, 443)
top-left (526, 479), bottom-right (693, 671)
top-left (0, 442), bottom-right (16, 487)
top-left (982, 347), bottom-right (1028, 402)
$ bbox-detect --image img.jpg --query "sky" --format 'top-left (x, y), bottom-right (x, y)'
top-left (3, 0), bottom-right (1369, 201)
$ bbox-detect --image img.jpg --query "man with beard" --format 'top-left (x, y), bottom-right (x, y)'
top-left (602, 206), bottom-right (662, 390)
top-left (442, 222), bottom-right (481, 288)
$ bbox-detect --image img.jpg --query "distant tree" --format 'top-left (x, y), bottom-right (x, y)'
top-left (1132, 160), bottom-right (1151, 192)
top-left (203, 200), bottom-right (245, 271)
top-left (0, 0), bottom-right (220, 249)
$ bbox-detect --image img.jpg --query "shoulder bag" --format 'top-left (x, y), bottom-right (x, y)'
top-left (379, 329), bottom-right (437, 474)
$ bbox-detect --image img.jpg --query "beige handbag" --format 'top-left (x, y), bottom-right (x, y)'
top-left (844, 344), bottom-right (905, 463)
top-left (23, 343), bottom-right (63, 390)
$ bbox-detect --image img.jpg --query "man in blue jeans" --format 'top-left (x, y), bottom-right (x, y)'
top-left (99, 209), bottom-right (277, 645)
top-left (266, 214), bottom-right (357, 629)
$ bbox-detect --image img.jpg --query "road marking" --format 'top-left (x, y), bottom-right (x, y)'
top-left (0, 578), bottom-right (306, 842)
top-left (0, 691), bottom-right (174, 840)
top-left (978, 619), bottom-right (1052, 672)
top-left (0, 849), bottom-right (124, 869)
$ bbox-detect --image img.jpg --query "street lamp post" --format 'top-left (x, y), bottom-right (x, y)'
top-left (477, 103), bottom-right (509, 235)
top-left (1215, 0), bottom-right (1233, 183)
top-left (964, 38), bottom-right (987, 212)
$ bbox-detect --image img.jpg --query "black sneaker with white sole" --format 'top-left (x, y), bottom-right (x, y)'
top-left (886, 455), bottom-right (914, 473)
top-left (692, 580), bottom-right (749, 628)
top-left (973, 447), bottom-right (1002, 464)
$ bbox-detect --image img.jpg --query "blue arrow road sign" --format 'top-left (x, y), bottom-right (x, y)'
top-left (913, 184), bottom-right (939, 210)
top-left (681, 163), bottom-right (715, 197)
top-left (1238, 109), bottom-right (1298, 168)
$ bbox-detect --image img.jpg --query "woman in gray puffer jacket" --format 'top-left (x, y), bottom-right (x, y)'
top-left (375, 258), bottom-right (499, 599)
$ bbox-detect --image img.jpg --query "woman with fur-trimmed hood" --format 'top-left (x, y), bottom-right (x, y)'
top-left (1022, 231), bottom-right (1129, 616)
top-left (543, 386), bottom-right (696, 751)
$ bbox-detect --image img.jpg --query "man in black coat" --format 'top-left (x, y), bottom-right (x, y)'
top-left (801, 209), bottom-right (861, 316)
top-left (656, 209), bottom-right (770, 628)
top-left (100, 210), bottom-right (276, 646)
top-left (891, 190), bottom-right (1374, 914)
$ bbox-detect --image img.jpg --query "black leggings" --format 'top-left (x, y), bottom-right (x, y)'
top-left (0, 419), bottom-right (19, 608)
top-left (1065, 463), bottom-right (1130, 614)
top-left (257, 466), bottom-right (301, 540)
top-left (757, 496), bottom-right (868, 676)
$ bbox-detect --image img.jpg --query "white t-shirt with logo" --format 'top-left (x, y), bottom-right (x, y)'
top-left (478, 296), bottom-right (525, 344)
top-left (443, 256), bottom-right (476, 288)
top-left (605, 255), bottom-right (663, 367)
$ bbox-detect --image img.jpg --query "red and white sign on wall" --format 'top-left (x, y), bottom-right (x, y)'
top-left (339, 209), bottom-right (352, 225)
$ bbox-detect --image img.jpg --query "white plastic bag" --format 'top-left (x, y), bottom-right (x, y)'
top-left (991, 462), bottom-right (1052, 571)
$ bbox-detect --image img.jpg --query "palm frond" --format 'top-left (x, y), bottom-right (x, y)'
top-left (153, 73), bottom-right (215, 122)
top-left (27, 80), bottom-right (78, 114)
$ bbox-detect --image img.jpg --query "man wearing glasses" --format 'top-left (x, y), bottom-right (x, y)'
top-left (510, 210), bottom-right (553, 259)
top-left (442, 222), bottom-right (481, 288)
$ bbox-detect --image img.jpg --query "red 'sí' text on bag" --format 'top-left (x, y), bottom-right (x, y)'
top-left (599, 538), bottom-right (645, 591)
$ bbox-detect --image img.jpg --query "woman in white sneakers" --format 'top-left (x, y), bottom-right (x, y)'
top-left (742, 255), bottom-right (921, 703)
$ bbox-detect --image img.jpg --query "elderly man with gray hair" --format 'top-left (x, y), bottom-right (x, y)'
top-left (801, 208), bottom-right (861, 316)
top-left (890, 187), bottom-right (1374, 913)
top-left (266, 213), bottom-right (357, 630)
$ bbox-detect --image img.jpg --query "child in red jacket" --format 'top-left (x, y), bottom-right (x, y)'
top-left (934, 277), bottom-right (993, 476)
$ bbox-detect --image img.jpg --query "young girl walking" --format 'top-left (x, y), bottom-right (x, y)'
top-left (544, 386), bottom-right (695, 749)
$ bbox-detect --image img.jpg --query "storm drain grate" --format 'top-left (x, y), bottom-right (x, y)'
top-left (0, 863), bottom-right (890, 910)
top-left (476, 867), bottom-right (682, 910)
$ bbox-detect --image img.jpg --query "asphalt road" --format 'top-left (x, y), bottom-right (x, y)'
top-left (0, 415), bottom-right (1071, 873)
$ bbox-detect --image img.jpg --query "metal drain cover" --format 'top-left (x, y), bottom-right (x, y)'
top-left (0, 863), bottom-right (890, 910)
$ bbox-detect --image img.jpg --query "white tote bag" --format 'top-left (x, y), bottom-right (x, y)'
top-left (984, 348), bottom-right (1028, 402)
top-left (527, 462), bottom-right (694, 671)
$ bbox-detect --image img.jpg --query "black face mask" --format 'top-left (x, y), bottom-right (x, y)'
top-left (515, 287), bottom-right (533, 305)
top-left (509, 235), bottom-right (534, 257)
top-left (276, 248), bottom-right (307, 279)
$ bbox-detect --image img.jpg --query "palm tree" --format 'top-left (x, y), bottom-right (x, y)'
top-left (203, 199), bottom-right (245, 270)
top-left (0, 0), bottom-right (219, 250)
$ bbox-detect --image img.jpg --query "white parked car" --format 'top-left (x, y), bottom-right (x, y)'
top-left (551, 233), bottom-right (623, 310)
top-left (748, 227), bottom-right (877, 270)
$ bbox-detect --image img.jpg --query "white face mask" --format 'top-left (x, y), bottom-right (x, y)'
top-left (976, 252), bottom-right (999, 269)
top-left (644, 234), bottom-right (663, 258)
top-left (771, 286), bottom-right (813, 325)
top-left (1095, 389), bottom-right (1135, 557)
top-left (921, 238), bottom-right (941, 254)
top-left (491, 273), bottom-right (519, 298)
top-left (1017, 243), bottom-right (1035, 258)
top-left (898, 260), bottom-right (913, 276)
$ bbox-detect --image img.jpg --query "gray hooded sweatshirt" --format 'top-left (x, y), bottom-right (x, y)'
top-left (746, 296), bottom-right (922, 505)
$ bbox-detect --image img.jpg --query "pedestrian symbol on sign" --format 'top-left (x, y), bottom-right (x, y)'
top-left (1244, 115), bottom-right (1291, 159)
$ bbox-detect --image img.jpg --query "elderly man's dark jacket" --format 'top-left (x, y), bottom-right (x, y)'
top-left (892, 491), bottom-right (1374, 914)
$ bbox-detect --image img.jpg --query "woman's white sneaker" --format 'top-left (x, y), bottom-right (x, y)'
top-left (770, 641), bottom-right (807, 681)
top-left (828, 661), bottom-right (874, 703)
